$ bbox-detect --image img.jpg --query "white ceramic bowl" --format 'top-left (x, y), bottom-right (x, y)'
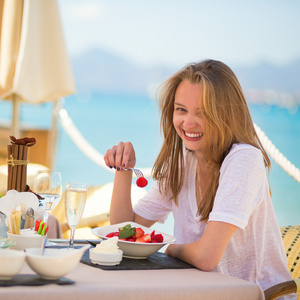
top-left (92, 221), bottom-right (176, 259)
top-left (89, 248), bottom-right (123, 266)
top-left (25, 245), bottom-right (90, 280)
top-left (7, 229), bottom-right (46, 250)
top-left (0, 249), bottom-right (26, 279)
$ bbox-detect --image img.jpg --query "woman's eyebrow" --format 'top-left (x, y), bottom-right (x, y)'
top-left (174, 102), bottom-right (185, 106)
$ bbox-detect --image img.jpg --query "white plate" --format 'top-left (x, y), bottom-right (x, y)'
top-left (91, 221), bottom-right (176, 259)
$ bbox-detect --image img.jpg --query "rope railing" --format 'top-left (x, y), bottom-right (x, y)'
top-left (58, 104), bottom-right (300, 183)
top-left (254, 124), bottom-right (300, 183)
top-left (58, 107), bottom-right (153, 178)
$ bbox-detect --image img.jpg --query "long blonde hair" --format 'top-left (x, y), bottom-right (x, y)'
top-left (152, 59), bottom-right (271, 222)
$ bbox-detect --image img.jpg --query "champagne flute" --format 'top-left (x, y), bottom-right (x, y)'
top-left (64, 182), bottom-right (87, 249)
top-left (34, 170), bottom-right (62, 224)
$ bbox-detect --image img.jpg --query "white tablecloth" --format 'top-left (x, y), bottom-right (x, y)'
top-left (0, 260), bottom-right (264, 300)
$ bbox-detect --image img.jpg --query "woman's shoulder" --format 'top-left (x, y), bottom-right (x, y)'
top-left (224, 143), bottom-right (265, 169)
top-left (229, 143), bottom-right (262, 157)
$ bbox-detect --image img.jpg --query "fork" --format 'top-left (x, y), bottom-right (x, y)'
top-left (41, 237), bottom-right (47, 255)
top-left (123, 167), bottom-right (144, 178)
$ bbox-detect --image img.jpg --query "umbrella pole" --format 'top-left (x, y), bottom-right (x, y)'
top-left (12, 94), bottom-right (20, 138)
top-left (47, 99), bottom-right (59, 169)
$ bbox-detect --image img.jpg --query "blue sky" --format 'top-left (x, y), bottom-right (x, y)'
top-left (59, 0), bottom-right (300, 68)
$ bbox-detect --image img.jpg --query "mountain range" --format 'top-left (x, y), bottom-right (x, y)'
top-left (71, 48), bottom-right (300, 104)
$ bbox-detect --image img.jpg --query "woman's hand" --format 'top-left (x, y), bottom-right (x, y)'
top-left (104, 142), bottom-right (136, 171)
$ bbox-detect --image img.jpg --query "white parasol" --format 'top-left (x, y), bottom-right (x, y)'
top-left (0, 0), bottom-right (76, 167)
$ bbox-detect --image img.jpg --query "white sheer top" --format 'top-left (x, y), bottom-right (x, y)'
top-left (134, 144), bottom-right (294, 297)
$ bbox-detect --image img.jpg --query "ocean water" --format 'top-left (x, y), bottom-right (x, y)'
top-left (0, 93), bottom-right (299, 230)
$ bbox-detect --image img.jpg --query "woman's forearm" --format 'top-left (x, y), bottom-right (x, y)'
top-left (109, 170), bottom-right (134, 224)
top-left (165, 242), bottom-right (218, 271)
top-left (165, 221), bottom-right (237, 271)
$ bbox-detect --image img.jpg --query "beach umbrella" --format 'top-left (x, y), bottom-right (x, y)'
top-left (0, 0), bottom-right (76, 167)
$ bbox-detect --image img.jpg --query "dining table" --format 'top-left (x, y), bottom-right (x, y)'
top-left (0, 241), bottom-right (265, 300)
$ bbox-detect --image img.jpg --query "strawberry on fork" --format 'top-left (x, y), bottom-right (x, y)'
top-left (123, 167), bottom-right (148, 188)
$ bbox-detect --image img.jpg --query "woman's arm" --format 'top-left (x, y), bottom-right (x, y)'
top-left (165, 221), bottom-right (237, 271)
top-left (109, 168), bottom-right (134, 224)
top-left (104, 142), bottom-right (155, 227)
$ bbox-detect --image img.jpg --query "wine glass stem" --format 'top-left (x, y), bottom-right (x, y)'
top-left (43, 211), bottom-right (50, 224)
top-left (69, 226), bottom-right (76, 249)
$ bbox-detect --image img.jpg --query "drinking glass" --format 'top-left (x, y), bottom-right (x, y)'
top-left (64, 182), bottom-right (87, 249)
top-left (34, 170), bottom-right (62, 224)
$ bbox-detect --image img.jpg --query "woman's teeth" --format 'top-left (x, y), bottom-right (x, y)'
top-left (185, 132), bottom-right (203, 138)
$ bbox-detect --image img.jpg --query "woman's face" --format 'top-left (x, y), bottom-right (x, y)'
top-left (173, 80), bottom-right (206, 154)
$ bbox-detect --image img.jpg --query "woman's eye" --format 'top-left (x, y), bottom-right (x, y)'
top-left (175, 107), bottom-right (186, 112)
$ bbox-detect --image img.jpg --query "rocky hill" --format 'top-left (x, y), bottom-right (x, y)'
top-left (71, 48), bottom-right (300, 105)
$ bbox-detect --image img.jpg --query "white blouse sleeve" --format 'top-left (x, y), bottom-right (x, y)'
top-left (208, 145), bottom-right (269, 229)
top-left (133, 181), bottom-right (172, 223)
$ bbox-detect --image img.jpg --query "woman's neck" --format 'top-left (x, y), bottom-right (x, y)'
top-left (195, 157), bottom-right (212, 207)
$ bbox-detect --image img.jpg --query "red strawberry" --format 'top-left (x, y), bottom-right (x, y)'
top-left (150, 230), bottom-right (155, 238)
top-left (106, 231), bottom-right (119, 238)
top-left (136, 237), bottom-right (146, 243)
top-left (141, 234), bottom-right (151, 243)
top-left (106, 232), bottom-right (115, 238)
top-left (151, 234), bottom-right (163, 243)
top-left (127, 239), bottom-right (136, 242)
top-left (135, 228), bottom-right (145, 238)
top-left (136, 177), bottom-right (148, 188)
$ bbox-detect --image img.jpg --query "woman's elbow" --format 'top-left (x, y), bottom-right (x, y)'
top-left (193, 256), bottom-right (220, 271)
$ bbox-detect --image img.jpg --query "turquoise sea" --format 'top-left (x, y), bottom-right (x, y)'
top-left (0, 93), bottom-right (299, 231)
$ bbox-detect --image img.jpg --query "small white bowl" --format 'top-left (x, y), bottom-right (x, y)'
top-left (0, 249), bottom-right (26, 279)
top-left (7, 229), bottom-right (46, 250)
top-left (92, 221), bottom-right (176, 259)
top-left (89, 248), bottom-right (123, 266)
top-left (25, 245), bottom-right (90, 280)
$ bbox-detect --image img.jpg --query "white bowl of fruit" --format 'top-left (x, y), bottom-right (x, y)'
top-left (91, 222), bottom-right (176, 259)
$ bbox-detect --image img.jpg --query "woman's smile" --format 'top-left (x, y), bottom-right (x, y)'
top-left (183, 130), bottom-right (203, 140)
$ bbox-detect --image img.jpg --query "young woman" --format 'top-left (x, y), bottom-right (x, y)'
top-left (104, 59), bottom-right (293, 295)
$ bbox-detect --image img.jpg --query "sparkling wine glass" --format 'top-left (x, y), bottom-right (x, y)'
top-left (64, 182), bottom-right (87, 249)
top-left (34, 170), bottom-right (62, 224)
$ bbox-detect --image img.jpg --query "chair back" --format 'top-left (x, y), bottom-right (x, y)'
top-left (281, 225), bottom-right (300, 280)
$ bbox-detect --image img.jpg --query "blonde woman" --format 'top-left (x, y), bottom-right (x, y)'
top-left (104, 59), bottom-right (293, 296)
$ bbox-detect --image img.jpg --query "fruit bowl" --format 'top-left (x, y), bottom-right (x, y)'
top-left (91, 221), bottom-right (176, 259)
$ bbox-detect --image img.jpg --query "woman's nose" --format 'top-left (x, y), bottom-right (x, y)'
top-left (184, 114), bottom-right (197, 128)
